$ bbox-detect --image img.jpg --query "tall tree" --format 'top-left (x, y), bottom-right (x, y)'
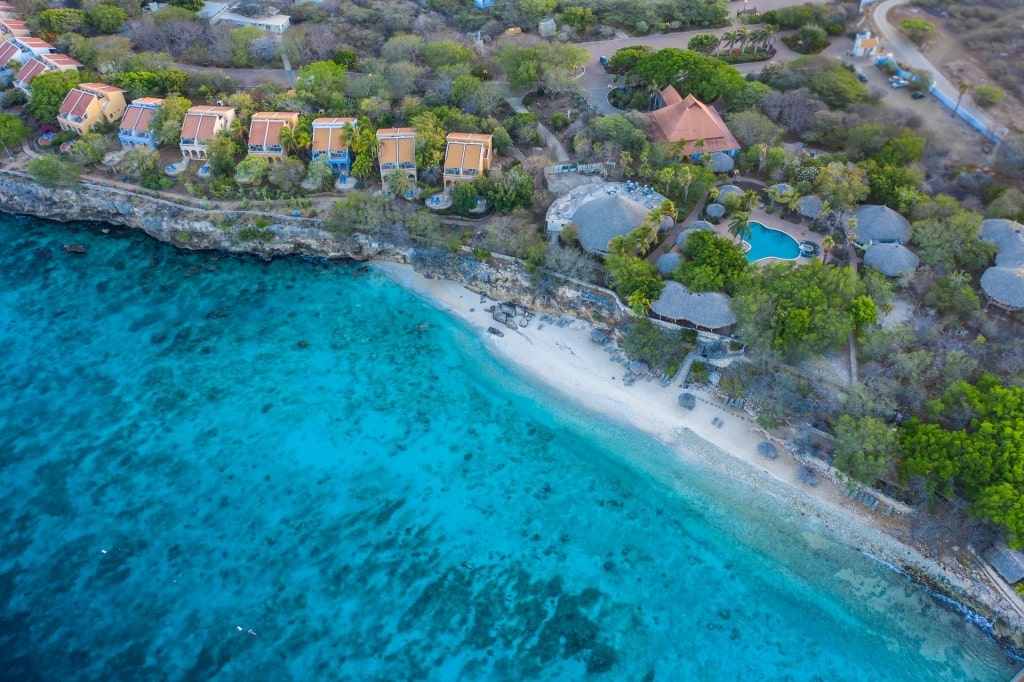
top-left (0, 113), bottom-right (30, 157)
top-left (150, 95), bottom-right (192, 147)
top-left (26, 70), bottom-right (81, 123)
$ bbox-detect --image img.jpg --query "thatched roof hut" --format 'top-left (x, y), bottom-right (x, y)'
top-left (980, 266), bottom-right (1024, 311)
top-left (689, 219), bottom-right (715, 231)
top-left (864, 243), bottom-right (919, 276)
top-left (768, 183), bottom-right (793, 195)
top-left (984, 544), bottom-right (1024, 584)
top-left (676, 222), bottom-right (715, 250)
top-left (705, 203), bottom-right (726, 219)
top-left (715, 184), bottom-right (744, 203)
top-left (980, 218), bottom-right (1024, 266)
top-left (573, 194), bottom-right (649, 254)
top-left (708, 151), bottom-right (735, 173)
top-left (650, 281), bottom-right (736, 333)
top-left (797, 195), bottom-right (824, 219)
top-left (656, 252), bottom-right (681, 275)
top-left (854, 204), bottom-right (911, 245)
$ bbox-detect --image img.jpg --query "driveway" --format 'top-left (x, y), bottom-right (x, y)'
top-left (870, 0), bottom-right (1006, 139)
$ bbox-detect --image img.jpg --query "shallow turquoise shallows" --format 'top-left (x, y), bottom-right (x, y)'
top-left (0, 215), bottom-right (1017, 681)
top-left (743, 220), bottom-right (801, 262)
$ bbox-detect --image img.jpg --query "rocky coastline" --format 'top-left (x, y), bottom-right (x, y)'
top-left (2, 171), bottom-right (1023, 658)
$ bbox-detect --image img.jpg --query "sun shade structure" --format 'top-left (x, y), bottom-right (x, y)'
top-left (573, 194), bottom-right (650, 254)
top-left (984, 544), bottom-right (1024, 584)
top-left (978, 219), bottom-right (1024, 310)
top-left (705, 203), bottom-right (726, 219)
top-left (853, 204), bottom-right (911, 245)
top-left (656, 252), bottom-right (681, 275)
top-left (797, 195), bottom-right (825, 219)
top-left (676, 224), bottom-right (714, 250)
top-left (757, 442), bottom-right (779, 459)
top-left (715, 184), bottom-right (744, 203)
top-left (650, 281), bottom-right (736, 333)
top-left (863, 243), bottom-right (920, 276)
top-left (708, 151), bottom-right (734, 173)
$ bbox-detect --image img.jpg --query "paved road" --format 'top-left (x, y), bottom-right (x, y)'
top-left (870, 0), bottom-right (1005, 139)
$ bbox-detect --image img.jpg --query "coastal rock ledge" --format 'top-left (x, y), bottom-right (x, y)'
top-left (0, 171), bottom-right (404, 263)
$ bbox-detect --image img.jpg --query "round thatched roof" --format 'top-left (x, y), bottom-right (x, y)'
top-left (864, 243), bottom-right (920, 276)
top-left (768, 183), bottom-right (793, 195)
top-left (689, 219), bottom-right (715, 231)
top-left (656, 252), bottom-right (682, 275)
top-left (715, 184), bottom-right (744, 203)
top-left (757, 442), bottom-right (779, 459)
top-left (709, 152), bottom-right (735, 173)
top-left (573, 194), bottom-right (649, 253)
top-left (854, 205), bottom-right (911, 245)
top-left (981, 266), bottom-right (1024, 310)
top-left (980, 218), bottom-right (1024, 266)
top-left (797, 195), bottom-right (824, 219)
top-left (650, 281), bottom-right (736, 330)
top-left (705, 203), bottom-right (726, 218)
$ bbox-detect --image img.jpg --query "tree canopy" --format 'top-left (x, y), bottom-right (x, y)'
top-left (674, 229), bottom-right (749, 296)
top-left (733, 260), bottom-right (868, 359)
top-left (901, 374), bottom-right (1024, 545)
top-left (296, 61), bottom-right (349, 115)
top-left (26, 71), bottom-right (82, 123)
top-left (633, 48), bottom-right (746, 103)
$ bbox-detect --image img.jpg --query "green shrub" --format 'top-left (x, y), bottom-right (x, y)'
top-left (551, 112), bottom-right (570, 131)
top-left (973, 85), bottom-right (1005, 108)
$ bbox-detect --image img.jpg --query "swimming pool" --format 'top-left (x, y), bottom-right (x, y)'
top-left (743, 221), bottom-right (801, 262)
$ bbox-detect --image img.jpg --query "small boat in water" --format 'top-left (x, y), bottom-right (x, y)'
top-left (62, 244), bottom-right (87, 254)
top-left (487, 327), bottom-right (504, 337)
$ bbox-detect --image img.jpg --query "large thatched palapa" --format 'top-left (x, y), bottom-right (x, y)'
top-left (675, 222), bottom-right (715, 250)
top-left (572, 194), bottom-right (650, 254)
top-left (978, 219), bottom-right (1024, 309)
top-left (854, 204), bottom-right (911, 245)
top-left (650, 281), bottom-right (736, 333)
top-left (797, 195), bottom-right (824, 219)
top-left (715, 184), bottom-right (744, 204)
top-left (863, 243), bottom-right (919, 276)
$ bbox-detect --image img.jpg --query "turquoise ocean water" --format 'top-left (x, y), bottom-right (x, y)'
top-left (0, 214), bottom-right (1017, 681)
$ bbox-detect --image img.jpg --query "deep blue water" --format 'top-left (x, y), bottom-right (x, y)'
top-left (0, 215), bottom-right (1017, 681)
top-left (744, 221), bottom-right (801, 262)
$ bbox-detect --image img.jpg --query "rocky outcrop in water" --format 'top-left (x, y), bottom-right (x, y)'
top-left (0, 171), bottom-right (405, 263)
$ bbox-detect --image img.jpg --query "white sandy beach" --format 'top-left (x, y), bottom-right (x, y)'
top-left (375, 260), bottom-right (1024, 642)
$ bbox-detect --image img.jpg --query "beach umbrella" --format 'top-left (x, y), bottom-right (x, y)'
top-left (689, 220), bottom-right (715, 231)
top-left (708, 152), bottom-right (734, 173)
top-left (757, 441), bottom-right (780, 459)
top-left (705, 203), bottom-right (726, 219)
top-left (678, 392), bottom-right (696, 410)
top-left (768, 183), bottom-right (793, 195)
top-left (656, 252), bottom-right (682, 275)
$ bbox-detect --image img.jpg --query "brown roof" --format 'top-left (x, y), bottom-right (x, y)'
top-left (59, 89), bottom-right (95, 118)
top-left (0, 18), bottom-right (26, 32)
top-left (444, 133), bottom-right (491, 173)
top-left (311, 117), bottom-right (356, 153)
top-left (120, 103), bottom-right (158, 133)
top-left (378, 128), bottom-right (416, 166)
top-left (648, 86), bottom-right (740, 155)
top-left (42, 53), bottom-right (81, 69)
top-left (446, 132), bottom-right (492, 143)
top-left (132, 97), bottom-right (164, 106)
top-left (14, 57), bottom-right (45, 84)
top-left (18, 37), bottom-right (52, 51)
top-left (249, 120), bottom-right (284, 149)
top-left (79, 82), bottom-right (123, 95)
top-left (0, 41), bottom-right (19, 67)
top-left (180, 106), bottom-right (233, 142)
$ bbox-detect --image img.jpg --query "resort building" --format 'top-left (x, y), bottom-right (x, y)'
top-left (311, 117), bottom-right (356, 176)
top-left (247, 111), bottom-right (299, 161)
top-left (0, 37), bottom-right (54, 71)
top-left (200, 2), bottom-right (291, 33)
top-left (851, 30), bottom-right (882, 58)
top-left (852, 204), bottom-right (911, 248)
top-left (0, 18), bottom-right (28, 37)
top-left (442, 132), bottom-right (492, 189)
top-left (13, 53), bottom-right (81, 94)
top-left (648, 86), bottom-right (740, 161)
top-left (979, 219), bottom-right (1024, 311)
top-left (179, 105), bottom-right (235, 160)
top-left (0, 3), bottom-right (19, 19)
top-left (545, 181), bottom-right (669, 254)
top-left (376, 127), bottom-right (417, 196)
top-left (118, 97), bottom-right (164, 150)
top-left (56, 83), bottom-right (127, 135)
top-left (650, 281), bottom-right (737, 335)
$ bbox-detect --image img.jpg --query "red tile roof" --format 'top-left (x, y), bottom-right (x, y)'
top-left (647, 86), bottom-right (740, 155)
top-left (59, 89), bottom-right (96, 118)
top-left (120, 103), bottom-right (159, 133)
top-left (14, 57), bottom-right (45, 84)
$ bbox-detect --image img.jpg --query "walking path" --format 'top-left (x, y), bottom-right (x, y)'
top-left (505, 96), bottom-right (570, 163)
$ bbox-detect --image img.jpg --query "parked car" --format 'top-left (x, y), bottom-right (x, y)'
top-left (858, 73), bottom-right (868, 82)
top-left (911, 91), bottom-right (926, 99)
top-left (891, 79), bottom-right (909, 89)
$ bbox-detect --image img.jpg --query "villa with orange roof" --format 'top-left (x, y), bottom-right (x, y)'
top-left (14, 53), bottom-right (81, 94)
top-left (0, 18), bottom-right (28, 37)
top-left (57, 83), bottom-right (127, 135)
top-left (443, 132), bottom-right (491, 189)
top-left (0, 37), bottom-right (53, 71)
top-left (179, 105), bottom-right (235, 159)
top-left (376, 127), bottom-right (417, 196)
top-left (311, 117), bottom-right (356, 176)
top-left (247, 111), bottom-right (299, 161)
top-left (119, 98), bottom-right (164, 150)
top-left (647, 86), bottom-right (740, 161)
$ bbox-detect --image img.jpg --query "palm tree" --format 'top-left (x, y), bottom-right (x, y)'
top-left (821, 234), bottom-right (835, 263)
top-left (230, 119), bottom-right (249, 145)
top-left (780, 187), bottom-right (801, 217)
top-left (655, 166), bottom-right (675, 194)
top-left (278, 125), bottom-right (298, 156)
top-left (761, 24), bottom-right (776, 51)
top-left (741, 190), bottom-right (758, 211)
top-left (657, 199), bottom-right (677, 218)
top-left (669, 138), bottom-right (690, 161)
top-left (386, 169), bottom-right (416, 199)
top-left (749, 29), bottom-right (768, 54)
top-left (720, 30), bottom-right (738, 56)
top-left (955, 81), bottom-right (970, 115)
top-left (755, 143), bottom-right (768, 173)
top-left (734, 27), bottom-right (750, 54)
top-left (729, 211), bottom-right (751, 244)
top-left (618, 150), bottom-right (633, 177)
top-left (676, 166), bottom-right (694, 204)
top-left (765, 184), bottom-right (782, 210)
top-left (627, 289), bottom-right (652, 317)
